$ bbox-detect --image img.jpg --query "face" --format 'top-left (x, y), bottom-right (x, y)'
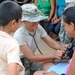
top-left (24, 21), bottom-right (39, 32)
top-left (63, 21), bottom-right (75, 38)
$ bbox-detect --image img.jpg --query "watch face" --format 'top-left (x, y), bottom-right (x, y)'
top-left (41, 0), bottom-right (46, 3)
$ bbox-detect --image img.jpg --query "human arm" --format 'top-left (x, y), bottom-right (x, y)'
top-left (20, 43), bottom-right (65, 63)
top-left (7, 42), bottom-right (24, 75)
top-left (42, 36), bottom-right (69, 62)
top-left (42, 35), bottom-right (62, 50)
top-left (51, 0), bottom-right (61, 24)
top-left (20, 45), bottom-right (55, 62)
top-left (42, 35), bottom-right (69, 62)
top-left (51, 4), bottom-right (61, 24)
top-left (34, 0), bottom-right (38, 5)
top-left (51, 0), bottom-right (57, 22)
top-left (8, 63), bottom-right (17, 75)
top-left (38, 50), bottom-right (66, 64)
top-left (48, 0), bottom-right (55, 21)
top-left (8, 63), bottom-right (23, 75)
top-left (53, 17), bottom-right (61, 24)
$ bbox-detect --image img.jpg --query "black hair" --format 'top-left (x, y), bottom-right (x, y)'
top-left (0, 1), bottom-right (22, 26)
top-left (63, 6), bottom-right (75, 25)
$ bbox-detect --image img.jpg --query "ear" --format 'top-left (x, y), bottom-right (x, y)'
top-left (70, 22), bottom-right (75, 30)
top-left (10, 20), bottom-right (16, 28)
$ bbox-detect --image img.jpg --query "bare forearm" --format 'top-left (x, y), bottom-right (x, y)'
top-left (48, 9), bottom-right (55, 21)
top-left (20, 46), bottom-right (54, 62)
top-left (48, 0), bottom-right (55, 20)
top-left (42, 35), bottom-right (62, 50)
top-left (29, 53), bottom-right (54, 62)
top-left (48, 40), bottom-right (61, 50)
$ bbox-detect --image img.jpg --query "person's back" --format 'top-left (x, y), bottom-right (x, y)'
top-left (0, 31), bottom-right (22, 75)
top-left (0, 1), bottom-right (24, 75)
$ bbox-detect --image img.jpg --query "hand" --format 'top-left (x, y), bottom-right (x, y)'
top-left (53, 19), bottom-right (60, 24)
top-left (63, 44), bottom-right (68, 50)
top-left (51, 16), bottom-right (57, 22)
top-left (44, 18), bottom-right (50, 22)
top-left (54, 50), bottom-right (65, 59)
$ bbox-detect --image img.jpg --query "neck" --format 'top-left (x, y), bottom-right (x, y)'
top-left (0, 26), bottom-right (10, 34)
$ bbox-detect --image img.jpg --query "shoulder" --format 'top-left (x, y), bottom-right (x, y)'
top-left (37, 24), bottom-right (47, 37)
top-left (38, 24), bottom-right (44, 30)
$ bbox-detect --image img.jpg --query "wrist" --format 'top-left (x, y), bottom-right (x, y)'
top-left (50, 53), bottom-right (55, 63)
top-left (50, 58), bottom-right (55, 63)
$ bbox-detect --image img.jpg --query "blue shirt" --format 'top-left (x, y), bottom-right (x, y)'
top-left (57, 0), bottom-right (66, 17)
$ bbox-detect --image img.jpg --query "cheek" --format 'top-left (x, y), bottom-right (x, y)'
top-left (69, 31), bottom-right (75, 38)
top-left (64, 26), bottom-right (69, 33)
top-left (65, 26), bottom-right (75, 37)
top-left (65, 28), bottom-right (71, 35)
top-left (63, 22), bottom-right (75, 37)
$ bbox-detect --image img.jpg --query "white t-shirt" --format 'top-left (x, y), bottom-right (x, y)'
top-left (0, 31), bottom-right (24, 75)
top-left (13, 24), bottom-right (47, 58)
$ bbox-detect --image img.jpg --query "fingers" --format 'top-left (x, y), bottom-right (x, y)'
top-left (54, 50), bottom-right (65, 59)
top-left (63, 44), bottom-right (68, 50)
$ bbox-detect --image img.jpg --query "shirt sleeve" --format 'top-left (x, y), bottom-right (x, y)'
top-left (38, 24), bottom-right (47, 37)
top-left (6, 42), bottom-right (25, 75)
top-left (13, 33), bottom-right (27, 46)
top-left (6, 42), bottom-right (21, 64)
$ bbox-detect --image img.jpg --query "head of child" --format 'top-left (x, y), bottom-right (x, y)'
top-left (21, 4), bottom-right (48, 32)
top-left (62, 6), bottom-right (75, 38)
top-left (0, 1), bottom-right (22, 34)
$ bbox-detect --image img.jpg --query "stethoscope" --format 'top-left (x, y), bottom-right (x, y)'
top-left (29, 31), bottom-right (43, 54)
